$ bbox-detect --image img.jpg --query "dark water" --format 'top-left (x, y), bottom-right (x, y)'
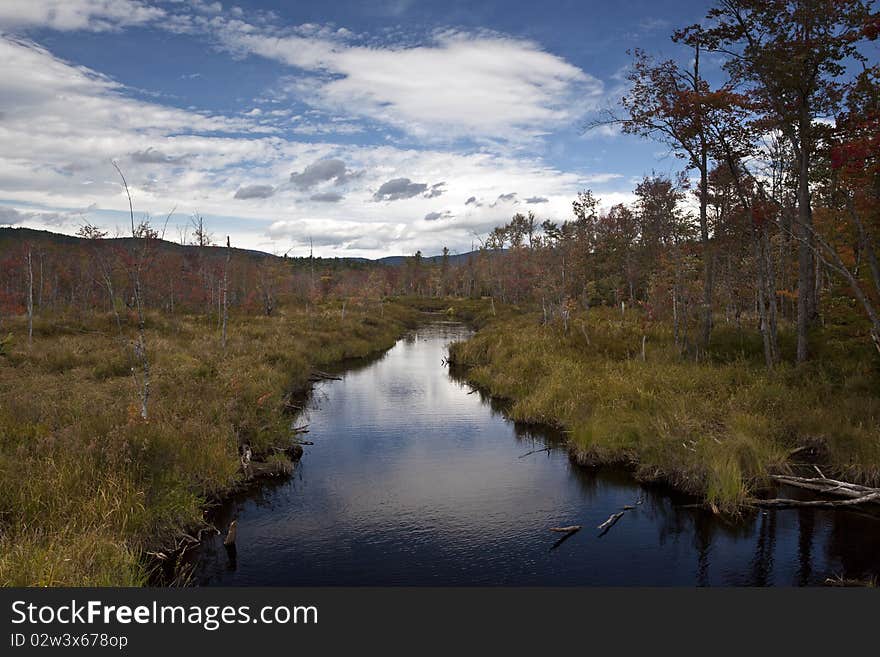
top-left (193, 322), bottom-right (880, 586)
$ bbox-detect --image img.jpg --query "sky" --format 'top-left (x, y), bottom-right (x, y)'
top-left (0, 0), bottom-right (716, 258)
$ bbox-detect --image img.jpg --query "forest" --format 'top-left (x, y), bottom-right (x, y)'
top-left (1, 0), bottom-right (879, 585)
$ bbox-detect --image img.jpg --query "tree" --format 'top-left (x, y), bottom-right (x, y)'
top-left (222, 236), bottom-right (231, 350)
top-left (613, 45), bottom-right (716, 348)
top-left (816, 64), bottom-right (880, 353)
top-left (700, 0), bottom-right (875, 362)
top-left (26, 245), bottom-right (33, 345)
top-left (76, 222), bottom-right (122, 332)
top-left (113, 161), bottom-right (153, 420)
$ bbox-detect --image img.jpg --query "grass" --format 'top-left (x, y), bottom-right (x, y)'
top-left (0, 300), bottom-right (420, 586)
top-left (3, 293), bottom-right (877, 583)
top-left (449, 304), bottom-right (880, 512)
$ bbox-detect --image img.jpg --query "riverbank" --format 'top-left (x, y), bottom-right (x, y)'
top-left (448, 305), bottom-right (880, 513)
top-left (0, 300), bottom-right (421, 586)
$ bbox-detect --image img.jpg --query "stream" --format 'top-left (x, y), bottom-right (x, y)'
top-left (193, 321), bottom-right (880, 586)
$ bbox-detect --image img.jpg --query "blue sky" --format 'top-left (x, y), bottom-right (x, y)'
top-left (0, 0), bottom-right (714, 257)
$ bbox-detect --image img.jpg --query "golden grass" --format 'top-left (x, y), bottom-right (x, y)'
top-left (0, 300), bottom-right (420, 586)
top-left (449, 306), bottom-right (880, 512)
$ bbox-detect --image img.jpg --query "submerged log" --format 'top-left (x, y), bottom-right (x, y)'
top-left (309, 370), bottom-right (342, 382)
top-left (223, 520), bottom-right (237, 546)
top-left (549, 525), bottom-right (581, 533)
top-left (824, 575), bottom-right (877, 587)
top-left (519, 446), bottom-right (551, 458)
top-left (598, 511), bottom-right (625, 532)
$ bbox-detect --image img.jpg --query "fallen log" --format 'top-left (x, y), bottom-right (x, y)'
top-left (549, 525), bottom-right (581, 533)
top-left (769, 475), bottom-right (878, 500)
top-left (824, 575), bottom-right (877, 587)
top-left (598, 511), bottom-right (625, 532)
top-left (748, 491), bottom-right (880, 509)
top-left (309, 370), bottom-right (342, 381)
top-left (223, 520), bottom-right (237, 547)
top-left (518, 446), bottom-right (551, 459)
top-left (772, 474), bottom-right (875, 492)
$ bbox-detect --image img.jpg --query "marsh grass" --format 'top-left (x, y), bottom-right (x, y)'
top-left (0, 301), bottom-right (420, 586)
top-left (449, 306), bottom-right (880, 512)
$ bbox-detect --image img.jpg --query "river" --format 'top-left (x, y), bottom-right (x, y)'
top-left (193, 321), bottom-right (880, 586)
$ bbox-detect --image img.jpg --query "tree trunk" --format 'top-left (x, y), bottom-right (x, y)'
top-left (222, 236), bottom-right (230, 351)
top-left (795, 106), bottom-right (816, 363)
top-left (699, 160), bottom-right (713, 349)
top-left (26, 246), bottom-right (33, 345)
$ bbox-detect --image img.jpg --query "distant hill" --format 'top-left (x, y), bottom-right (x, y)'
top-left (0, 227), bottom-right (484, 267)
top-left (375, 252), bottom-right (481, 267)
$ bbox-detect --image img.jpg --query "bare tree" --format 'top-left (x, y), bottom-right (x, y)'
top-left (77, 222), bottom-right (122, 333)
top-left (222, 235), bottom-right (230, 350)
top-left (112, 161), bottom-right (151, 420)
top-left (26, 245), bottom-right (33, 345)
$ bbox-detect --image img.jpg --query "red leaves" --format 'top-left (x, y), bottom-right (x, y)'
top-left (750, 199), bottom-right (774, 228)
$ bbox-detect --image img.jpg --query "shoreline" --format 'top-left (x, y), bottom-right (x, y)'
top-left (148, 311), bottom-right (427, 586)
top-left (446, 307), bottom-right (880, 515)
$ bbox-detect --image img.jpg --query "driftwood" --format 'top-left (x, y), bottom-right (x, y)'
top-left (548, 525), bottom-right (581, 551)
top-left (309, 370), bottom-right (342, 382)
top-left (292, 425), bottom-right (310, 434)
top-left (749, 492), bottom-right (880, 508)
top-left (519, 446), bottom-right (551, 459)
top-left (824, 575), bottom-right (877, 587)
top-left (223, 520), bottom-right (237, 546)
top-left (597, 511), bottom-right (625, 532)
top-left (770, 475), bottom-right (876, 499)
top-left (751, 475), bottom-right (880, 508)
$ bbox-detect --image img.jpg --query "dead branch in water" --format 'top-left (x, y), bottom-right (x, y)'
top-left (770, 474), bottom-right (877, 499)
top-left (518, 446), bottom-right (551, 458)
top-left (223, 520), bottom-right (237, 546)
top-left (309, 370), bottom-right (342, 381)
top-left (824, 575), bottom-right (877, 587)
top-left (548, 525), bottom-right (581, 551)
top-left (753, 474), bottom-right (880, 508)
top-left (598, 511), bottom-right (625, 533)
top-left (749, 492), bottom-right (880, 508)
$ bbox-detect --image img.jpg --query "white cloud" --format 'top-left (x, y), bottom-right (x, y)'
top-left (208, 19), bottom-right (603, 142)
top-left (0, 10), bottom-right (629, 258)
top-left (0, 0), bottom-right (165, 32)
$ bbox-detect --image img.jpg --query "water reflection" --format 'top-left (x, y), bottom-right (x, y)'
top-left (193, 322), bottom-right (880, 586)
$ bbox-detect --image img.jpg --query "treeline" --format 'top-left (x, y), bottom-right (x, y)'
top-left (439, 0), bottom-right (880, 366)
top-left (2, 1), bottom-right (878, 369)
top-left (0, 225), bottom-right (400, 321)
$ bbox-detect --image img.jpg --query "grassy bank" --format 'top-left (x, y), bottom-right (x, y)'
top-left (449, 305), bottom-right (880, 512)
top-left (0, 300), bottom-right (420, 586)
